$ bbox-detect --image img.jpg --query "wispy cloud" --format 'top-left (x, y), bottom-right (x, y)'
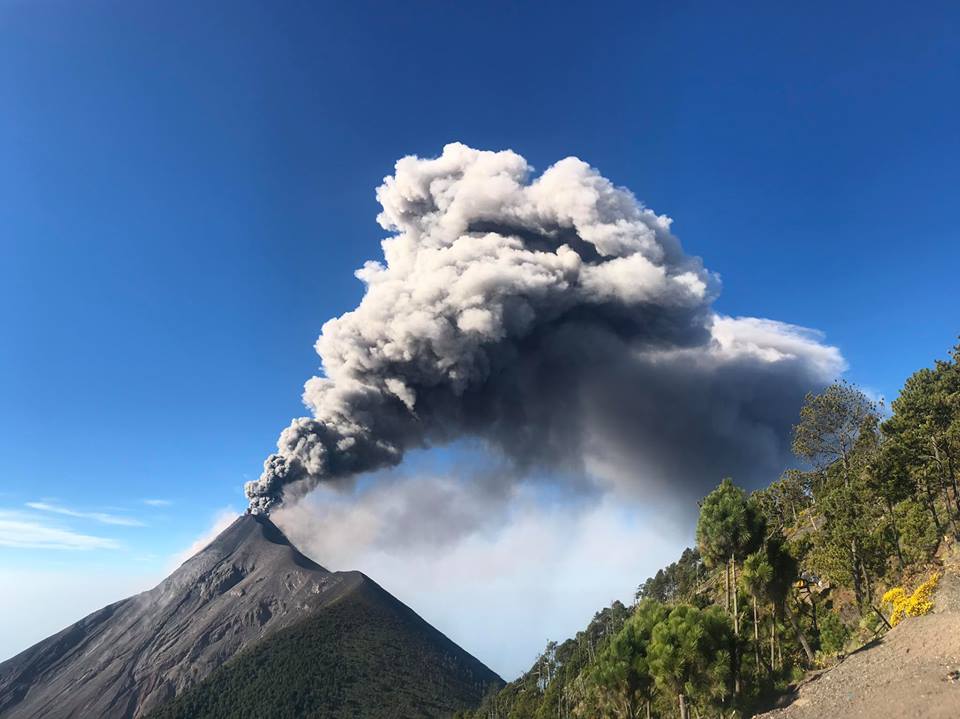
top-left (142, 499), bottom-right (172, 507)
top-left (25, 502), bottom-right (145, 527)
top-left (0, 510), bottom-right (120, 551)
top-left (169, 507), bottom-right (239, 568)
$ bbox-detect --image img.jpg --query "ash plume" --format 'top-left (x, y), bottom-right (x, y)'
top-left (246, 143), bottom-right (843, 514)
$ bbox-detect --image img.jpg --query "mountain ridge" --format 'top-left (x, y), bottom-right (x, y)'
top-left (0, 513), bottom-right (500, 718)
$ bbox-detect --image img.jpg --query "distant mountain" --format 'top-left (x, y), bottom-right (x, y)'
top-left (0, 514), bottom-right (501, 719)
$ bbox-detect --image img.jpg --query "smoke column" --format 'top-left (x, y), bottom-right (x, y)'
top-left (246, 143), bottom-right (842, 514)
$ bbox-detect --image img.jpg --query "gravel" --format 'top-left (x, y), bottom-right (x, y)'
top-left (757, 549), bottom-right (960, 719)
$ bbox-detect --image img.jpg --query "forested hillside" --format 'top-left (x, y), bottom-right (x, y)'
top-left (460, 343), bottom-right (960, 719)
top-left (147, 576), bottom-right (501, 719)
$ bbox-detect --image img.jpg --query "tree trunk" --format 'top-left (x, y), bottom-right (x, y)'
top-left (809, 586), bottom-right (819, 633)
top-left (886, 496), bottom-right (906, 570)
top-left (861, 559), bottom-right (873, 605)
top-left (679, 692), bottom-right (689, 719)
top-left (935, 440), bottom-right (960, 536)
top-left (850, 539), bottom-right (864, 611)
top-left (731, 554), bottom-right (740, 696)
top-left (724, 561), bottom-right (730, 614)
top-left (753, 597), bottom-right (761, 676)
top-left (946, 450), bottom-right (960, 518)
top-left (922, 475), bottom-right (943, 535)
top-left (871, 604), bottom-right (892, 631)
top-left (731, 555), bottom-right (739, 635)
top-left (786, 604), bottom-right (815, 666)
top-left (839, 451), bottom-right (865, 612)
top-left (770, 617), bottom-right (776, 672)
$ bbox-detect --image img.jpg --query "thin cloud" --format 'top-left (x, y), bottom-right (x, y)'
top-left (142, 499), bottom-right (172, 507)
top-left (25, 502), bottom-right (145, 527)
top-left (168, 507), bottom-right (239, 568)
top-left (0, 510), bottom-right (120, 551)
top-left (276, 488), bottom-right (680, 678)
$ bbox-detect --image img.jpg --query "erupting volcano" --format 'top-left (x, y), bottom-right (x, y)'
top-left (0, 514), bottom-right (501, 719)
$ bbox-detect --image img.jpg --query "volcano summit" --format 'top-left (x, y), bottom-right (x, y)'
top-left (0, 514), bottom-right (501, 719)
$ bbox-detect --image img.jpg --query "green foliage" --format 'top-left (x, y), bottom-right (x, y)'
top-left (882, 348), bottom-right (960, 541)
top-left (789, 383), bottom-right (889, 608)
top-left (764, 537), bottom-right (798, 609)
top-left (648, 605), bottom-right (734, 714)
top-left (465, 342), bottom-right (960, 719)
top-left (741, 549), bottom-right (773, 603)
top-left (465, 601), bottom-right (630, 719)
top-left (582, 600), bottom-right (668, 718)
top-left (751, 470), bottom-right (813, 532)
top-left (817, 611), bottom-right (849, 657)
top-left (696, 478), bottom-right (765, 566)
top-left (895, 498), bottom-right (939, 564)
top-left (806, 457), bottom-right (887, 597)
top-left (792, 381), bottom-right (878, 471)
top-left (147, 584), bottom-right (500, 719)
top-left (636, 547), bottom-right (702, 604)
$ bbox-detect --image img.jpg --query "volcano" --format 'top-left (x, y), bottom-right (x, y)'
top-left (0, 514), bottom-right (501, 719)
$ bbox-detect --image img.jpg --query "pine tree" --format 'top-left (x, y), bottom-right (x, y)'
top-left (648, 605), bottom-right (734, 719)
top-left (793, 382), bottom-right (880, 609)
top-left (586, 600), bottom-right (668, 719)
top-left (696, 478), bottom-right (765, 694)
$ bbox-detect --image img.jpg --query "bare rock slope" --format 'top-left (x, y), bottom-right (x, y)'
top-left (0, 514), bottom-right (500, 719)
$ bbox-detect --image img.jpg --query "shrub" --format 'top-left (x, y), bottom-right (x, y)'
top-left (817, 611), bottom-right (849, 657)
top-left (881, 571), bottom-right (940, 627)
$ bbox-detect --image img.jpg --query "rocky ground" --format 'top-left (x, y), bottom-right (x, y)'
top-left (758, 548), bottom-right (960, 719)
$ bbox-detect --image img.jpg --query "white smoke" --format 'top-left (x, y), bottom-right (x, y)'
top-left (271, 481), bottom-right (679, 677)
top-left (246, 143), bottom-right (843, 514)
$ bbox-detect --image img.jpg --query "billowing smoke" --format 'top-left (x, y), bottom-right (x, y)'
top-left (245, 143), bottom-right (843, 514)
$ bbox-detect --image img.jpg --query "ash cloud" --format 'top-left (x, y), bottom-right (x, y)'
top-left (246, 143), bottom-right (843, 514)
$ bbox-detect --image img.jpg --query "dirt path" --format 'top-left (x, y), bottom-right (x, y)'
top-left (757, 554), bottom-right (960, 719)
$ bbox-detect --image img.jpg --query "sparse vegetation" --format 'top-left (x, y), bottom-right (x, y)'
top-left (882, 572), bottom-right (941, 627)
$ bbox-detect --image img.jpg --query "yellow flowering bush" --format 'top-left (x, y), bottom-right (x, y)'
top-left (881, 572), bottom-right (940, 627)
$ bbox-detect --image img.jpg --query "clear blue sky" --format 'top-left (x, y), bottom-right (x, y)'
top-left (2, 1), bottom-right (959, 672)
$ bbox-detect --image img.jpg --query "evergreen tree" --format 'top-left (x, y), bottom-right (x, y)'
top-left (752, 469), bottom-right (813, 533)
top-left (793, 382), bottom-right (880, 609)
top-left (696, 478), bottom-right (765, 616)
top-left (648, 605), bottom-right (734, 719)
top-left (883, 348), bottom-right (960, 538)
top-left (585, 600), bottom-right (668, 719)
top-left (463, 343), bottom-right (960, 719)
top-left (740, 548), bottom-right (773, 676)
top-left (696, 478), bottom-right (765, 693)
top-left (635, 548), bottom-right (702, 605)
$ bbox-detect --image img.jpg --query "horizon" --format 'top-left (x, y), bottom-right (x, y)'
top-left (3, 1), bottom-right (960, 680)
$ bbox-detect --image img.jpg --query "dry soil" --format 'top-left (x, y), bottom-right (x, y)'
top-left (757, 549), bottom-right (960, 719)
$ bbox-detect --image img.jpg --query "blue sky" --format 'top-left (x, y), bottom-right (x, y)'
top-left (2, 1), bottom-right (959, 675)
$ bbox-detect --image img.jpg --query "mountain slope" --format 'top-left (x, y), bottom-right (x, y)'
top-left (147, 576), bottom-right (500, 719)
top-left (0, 514), bottom-right (501, 719)
top-left (758, 551), bottom-right (960, 719)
